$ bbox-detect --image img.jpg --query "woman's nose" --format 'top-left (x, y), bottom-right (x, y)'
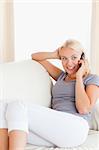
top-left (66, 59), bottom-right (73, 65)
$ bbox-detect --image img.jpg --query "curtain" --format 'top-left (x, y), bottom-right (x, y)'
top-left (0, 0), bottom-right (14, 63)
top-left (91, 1), bottom-right (99, 75)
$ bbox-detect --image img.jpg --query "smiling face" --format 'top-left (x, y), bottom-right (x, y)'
top-left (59, 47), bottom-right (82, 75)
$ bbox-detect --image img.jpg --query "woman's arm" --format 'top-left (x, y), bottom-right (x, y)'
top-left (75, 76), bottom-right (99, 114)
top-left (31, 50), bottom-right (62, 81)
top-left (31, 51), bottom-right (59, 61)
top-left (75, 59), bottom-right (99, 114)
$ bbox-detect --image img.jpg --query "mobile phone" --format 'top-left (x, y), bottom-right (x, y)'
top-left (80, 52), bottom-right (85, 60)
top-left (79, 52), bottom-right (85, 67)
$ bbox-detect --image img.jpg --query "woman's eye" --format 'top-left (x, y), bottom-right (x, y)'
top-left (61, 57), bottom-right (67, 61)
top-left (72, 56), bottom-right (77, 60)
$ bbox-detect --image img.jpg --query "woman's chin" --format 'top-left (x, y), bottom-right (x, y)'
top-left (65, 66), bottom-right (78, 75)
top-left (66, 70), bottom-right (75, 75)
top-left (66, 68), bottom-right (78, 75)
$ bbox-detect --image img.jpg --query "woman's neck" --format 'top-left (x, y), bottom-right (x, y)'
top-left (66, 73), bottom-right (89, 81)
top-left (67, 74), bottom-right (76, 80)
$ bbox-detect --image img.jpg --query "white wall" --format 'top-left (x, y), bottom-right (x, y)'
top-left (14, 0), bottom-right (92, 67)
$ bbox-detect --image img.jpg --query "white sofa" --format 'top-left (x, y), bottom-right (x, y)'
top-left (0, 60), bottom-right (99, 150)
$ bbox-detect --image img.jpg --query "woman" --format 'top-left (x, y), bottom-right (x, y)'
top-left (0, 39), bottom-right (99, 150)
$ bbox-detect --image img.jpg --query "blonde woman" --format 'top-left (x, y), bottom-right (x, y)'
top-left (0, 39), bottom-right (99, 150)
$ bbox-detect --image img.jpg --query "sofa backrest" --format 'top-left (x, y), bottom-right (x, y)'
top-left (0, 60), bottom-right (52, 107)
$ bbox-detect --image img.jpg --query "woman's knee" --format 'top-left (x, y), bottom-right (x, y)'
top-left (6, 100), bottom-right (28, 120)
top-left (54, 120), bottom-right (89, 148)
top-left (6, 100), bottom-right (28, 133)
top-left (0, 101), bottom-right (8, 128)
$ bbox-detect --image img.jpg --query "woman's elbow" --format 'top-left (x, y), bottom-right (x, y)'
top-left (77, 106), bottom-right (91, 115)
top-left (78, 109), bottom-right (89, 115)
top-left (31, 54), bottom-right (34, 59)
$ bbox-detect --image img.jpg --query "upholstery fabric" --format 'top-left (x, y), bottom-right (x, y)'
top-left (0, 60), bottom-right (99, 150)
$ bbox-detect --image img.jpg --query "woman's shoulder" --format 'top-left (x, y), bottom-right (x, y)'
top-left (57, 71), bottom-right (66, 81)
top-left (83, 73), bottom-right (99, 86)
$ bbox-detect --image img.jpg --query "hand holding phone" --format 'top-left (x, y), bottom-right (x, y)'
top-left (76, 53), bottom-right (89, 78)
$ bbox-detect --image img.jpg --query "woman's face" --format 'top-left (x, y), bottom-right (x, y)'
top-left (59, 47), bottom-right (82, 75)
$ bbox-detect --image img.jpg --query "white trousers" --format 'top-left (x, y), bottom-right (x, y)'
top-left (0, 100), bottom-right (89, 148)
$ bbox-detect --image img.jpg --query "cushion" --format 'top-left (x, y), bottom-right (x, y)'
top-left (0, 60), bottom-right (52, 106)
top-left (26, 130), bottom-right (99, 150)
top-left (90, 98), bottom-right (99, 131)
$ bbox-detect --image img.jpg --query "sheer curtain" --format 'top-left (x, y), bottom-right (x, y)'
top-left (0, 0), bottom-right (14, 63)
top-left (91, 0), bottom-right (99, 75)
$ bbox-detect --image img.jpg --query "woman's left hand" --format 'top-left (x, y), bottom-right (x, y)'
top-left (76, 59), bottom-right (89, 78)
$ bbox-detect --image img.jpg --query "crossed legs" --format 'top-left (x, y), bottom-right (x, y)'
top-left (0, 101), bottom-right (89, 149)
top-left (28, 103), bottom-right (89, 148)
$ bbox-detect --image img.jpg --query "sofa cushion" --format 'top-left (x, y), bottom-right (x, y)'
top-left (26, 130), bottom-right (99, 150)
top-left (0, 60), bottom-right (52, 106)
top-left (90, 99), bottom-right (99, 131)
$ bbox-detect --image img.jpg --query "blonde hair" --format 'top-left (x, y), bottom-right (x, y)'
top-left (61, 39), bottom-right (85, 53)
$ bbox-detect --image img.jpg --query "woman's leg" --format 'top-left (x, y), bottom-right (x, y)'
top-left (28, 131), bottom-right (54, 147)
top-left (9, 130), bottom-right (27, 150)
top-left (0, 129), bottom-right (8, 150)
top-left (28, 104), bottom-right (89, 148)
top-left (6, 101), bottom-right (28, 150)
top-left (0, 101), bottom-right (8, 150)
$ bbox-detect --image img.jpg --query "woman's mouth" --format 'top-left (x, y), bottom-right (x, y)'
top-left (66, 66), bottom-right (78, 74)
top-left (67, 67), bottom-right (75, 71)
